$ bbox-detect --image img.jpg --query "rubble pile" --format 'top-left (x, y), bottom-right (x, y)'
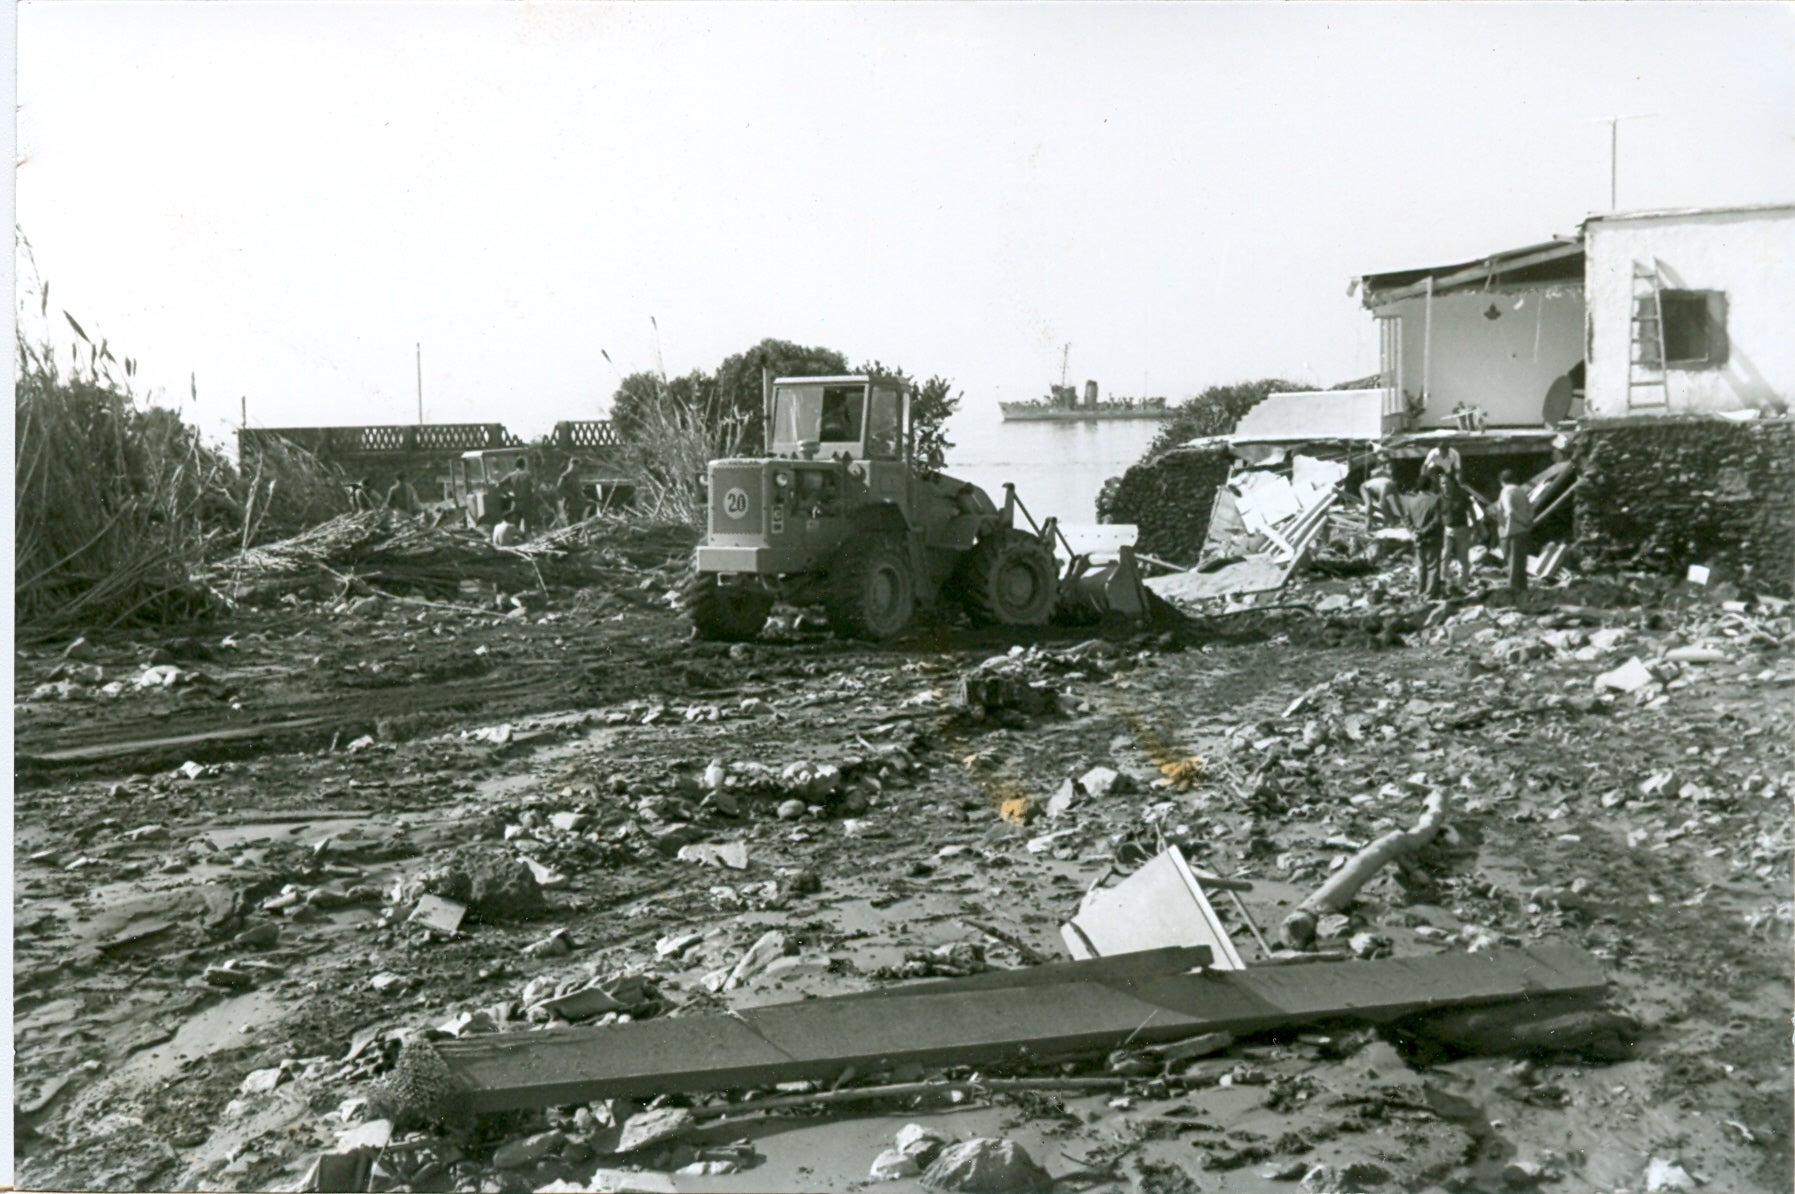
top-left (201, 509), bottom-right (694, 607)
top-left (11, 525), bottom-right (1792, 1194)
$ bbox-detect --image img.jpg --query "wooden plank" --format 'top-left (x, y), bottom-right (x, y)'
top-left (434, 945), bottom-right (1606, 1113)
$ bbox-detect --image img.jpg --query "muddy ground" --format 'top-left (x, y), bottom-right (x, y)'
top-left (12, 535), bottom-right (1794, 1194)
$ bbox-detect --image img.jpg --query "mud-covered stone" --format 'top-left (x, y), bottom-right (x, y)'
top-left (921, 1138), bottom-right (1051, 1193)
top-left (412, 845), bottom-right (546, 922)
top-left (617, 1106), bottom-right (694, 1154)
top-left (870, 1149), bottom-right (921, 1181)
top-left (492, 1130), bottom-right (565, 1171)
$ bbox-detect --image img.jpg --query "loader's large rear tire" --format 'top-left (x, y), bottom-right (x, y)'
top-left (957, 530), bottom-right (1059, 627)
top-left (826, 537), bottom-right (915, 642)
top-left (684, 573), bottom-right (773, 642)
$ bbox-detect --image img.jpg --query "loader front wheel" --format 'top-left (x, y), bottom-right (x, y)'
top-left (684, 573), bottom-right (773, 642)
top-left (826, 537), bottom-right (915, 642)
top-left (958, 530), bottom-right (1059, 627)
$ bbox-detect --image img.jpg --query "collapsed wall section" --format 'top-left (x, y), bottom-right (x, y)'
top-left (1572, 415), bottom-right (1794, 595)
top-left (1096, 441), bottom-right (1235, 565)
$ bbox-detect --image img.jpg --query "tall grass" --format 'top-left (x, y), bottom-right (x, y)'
top-left (13, 269), bottom-right (350, 637)
top-left (622, 377), bottom-right (753, 525)
top-left (14, 331), bottom-right (215, 633)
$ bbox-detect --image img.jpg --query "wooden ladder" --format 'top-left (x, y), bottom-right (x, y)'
top-left (1627, 259), bottom-right (1670, 408)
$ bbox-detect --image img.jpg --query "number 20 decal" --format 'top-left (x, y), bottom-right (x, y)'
top-left (723, 487), bottom-right (750, 519)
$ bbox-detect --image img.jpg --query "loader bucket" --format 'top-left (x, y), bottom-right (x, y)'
top-left (1059, 545), bottom-right (1150, 621)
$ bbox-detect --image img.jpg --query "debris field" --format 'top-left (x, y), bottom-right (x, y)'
top-left (12, 517), bottom-right (1793, 1194)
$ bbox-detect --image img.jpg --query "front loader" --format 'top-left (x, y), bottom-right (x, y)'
top-left (682, 374), bottom-right (1149, 643)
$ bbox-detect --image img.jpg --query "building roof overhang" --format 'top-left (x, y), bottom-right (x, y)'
top-left (1357, 238), bottom-right (1584, 309)
top-left (1580, 202), bottom-right (1795, 231)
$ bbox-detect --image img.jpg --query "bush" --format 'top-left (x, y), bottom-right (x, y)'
top-left (609, 339), bottom-right (963, 505)
top-left (1144, 378), bottom-right (1303, 459)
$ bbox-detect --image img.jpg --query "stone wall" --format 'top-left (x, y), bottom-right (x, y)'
top-left (1572, 415), bottom-right (1794, 595)
top-left (1095, 441), bottom-right (1235, 565)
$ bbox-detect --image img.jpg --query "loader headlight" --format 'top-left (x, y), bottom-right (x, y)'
top-left (774, 470), bottom-right (792, 489)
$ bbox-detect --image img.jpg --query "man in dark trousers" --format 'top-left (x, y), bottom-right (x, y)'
top-left (1438, 470), bottom-right (1478, 594)
top-left (555, 457), bottom-right (589, 527)
top-left (498, 457), bottom-right (538, 535)
top-left (1401, 477), bottom-right (1446, 600)
top-left (1496, 468), bottom-right (1534, 598)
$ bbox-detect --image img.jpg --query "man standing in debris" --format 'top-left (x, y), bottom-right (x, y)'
top-left (1360, 463), bottom-right (1401, 530)
top-left (1497, 468), bottom-right (1534, 598)
top-left (1438, 470), bottom-right (1478, 593)
top-left (348, 477), bottom-right (375, 512)
top-left (384, 471), bottom-right (420, 518)
top-left (1421, 443), bottom-right (1462, 483)
top-left (555, 457), bottom-right (588, 527)
top-left (499, 457), bottom-right (538, 535)
top-left (1401, 478), bottom-right (1445, 600)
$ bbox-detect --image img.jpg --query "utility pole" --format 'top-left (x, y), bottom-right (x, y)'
top-left (1604, 114), bottom-right (1656, 211)
top-left (415, 342), bottom-right (423, 423)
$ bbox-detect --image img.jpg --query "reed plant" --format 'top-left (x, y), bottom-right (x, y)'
top-left (621, 376), bottom-right (751, 525)
top-left (13, 271), bottom-right (349, 636)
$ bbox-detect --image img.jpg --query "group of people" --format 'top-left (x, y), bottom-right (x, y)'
top-left (491, 457), bottom-right (593, 538)
top-left (347, 473), bottom-right (424, 516)
top-left (1361, 446), bottom-right (1535, 600)
top-left (345, 456), bottom-right (593, 540)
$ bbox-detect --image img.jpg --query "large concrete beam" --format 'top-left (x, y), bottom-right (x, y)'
top-left (433, 944), bottom-right (1606, 1113)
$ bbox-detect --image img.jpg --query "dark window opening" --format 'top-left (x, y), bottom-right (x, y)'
top-left (819, 386), bottom-right (864, 442)
top-left (1661, 289), bottom-right (1728, 368)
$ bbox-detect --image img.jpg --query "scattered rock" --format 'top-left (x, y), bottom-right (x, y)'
top-left (1045, 778), bottom-right (1081, 820)
top-left (895, 1123), bottom-right (953, 1164)
top-left (921, 1138), bottom-right (1052, 1193)
top-left (871, 1148), bottom-right (922, 1181)
top-left (492, 1130), bottom-right (566, 1171)
top-left (725, 930), bottom-right (788, 990)
top-left (239, 1066), bottom-right (286, 1095)
top-left (1645, 1158), bottom-right (1696, 1192)
top-left (408, 894), bottom-right (467, 936)
top-left (617, 1106), bottom-right (694, 1154)
top-left (1078, 766), bottom-right (1137, 799)
top-left (411, 845), bottom-right (546, 922)
top-left (1595, 657), bottom-right (1656, 694)
top-left (676, 841), bottom-right (749, 869)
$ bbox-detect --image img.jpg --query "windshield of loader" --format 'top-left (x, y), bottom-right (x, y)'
top-left (772, 383), bottom-right (865, 454)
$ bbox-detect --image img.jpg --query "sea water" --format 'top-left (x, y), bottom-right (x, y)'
top-left (941, 399), bottom-right (1166, 531)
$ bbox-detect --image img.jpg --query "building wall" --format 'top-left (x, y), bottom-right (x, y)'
top-left (1585, 208), bottom-right (1795, 418)
top-left (1383, 287), bottom-right (1584, 428)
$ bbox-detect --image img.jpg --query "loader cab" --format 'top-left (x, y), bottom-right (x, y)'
top-left (768, 376), bottom-right (909, 464)
top-left (451, 448), bottom-right (528, 526)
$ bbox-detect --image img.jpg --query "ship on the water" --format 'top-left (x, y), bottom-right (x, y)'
top-left (1000, 379), bottom-right (1174, 422)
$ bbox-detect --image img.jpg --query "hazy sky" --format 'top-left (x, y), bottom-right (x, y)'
top-left (16, 2), bottom-right (1795, 446)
